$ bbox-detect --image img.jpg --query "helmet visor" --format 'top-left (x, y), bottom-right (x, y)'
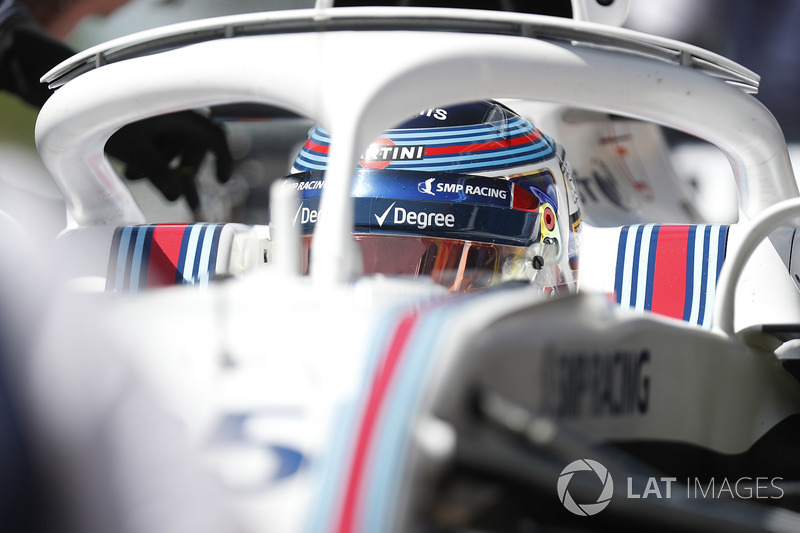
top-left (301, 234), bottom-right (529, 292)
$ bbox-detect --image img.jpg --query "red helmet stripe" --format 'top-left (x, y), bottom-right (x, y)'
top-left (423, 132), bottom-right (540, 156)
top-left (303, 139), bottom-right (330, 154)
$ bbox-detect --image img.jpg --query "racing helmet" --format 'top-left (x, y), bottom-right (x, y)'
top-left (284, 100), bottom-right (581, 293)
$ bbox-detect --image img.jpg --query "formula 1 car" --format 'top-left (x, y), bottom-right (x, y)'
top-left (11, 1), bottom-right (800, 532)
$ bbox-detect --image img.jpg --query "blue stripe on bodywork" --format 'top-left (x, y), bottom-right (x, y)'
top-left (643, 225), bottom-right (660, 311)
top-left (175, 225), bottom-right (192, 284)
top-left (114, 226), bottom-right (133, 292)
top-left (682, 226), bottom-right (697, 322)
top-left (696, 225), bottom-right (712, 326)
top-left (628, 225), bottom-right (644, 309)
top-left (613, 226), bottom-right (629, 304)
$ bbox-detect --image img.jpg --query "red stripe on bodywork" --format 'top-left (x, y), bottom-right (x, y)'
top-left (650, 226), bottom-right (689, 319)
top-left (423, 132), bottom-right (539, 155)
top-left (146, 224), bottom-right (187, 287)
top-left (336, 311), bottom-right (419, 533)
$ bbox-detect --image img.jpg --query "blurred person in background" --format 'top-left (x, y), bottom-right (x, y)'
top-left (726, 0), bottom-right (800, 141)
top-left (0, 0), bottom-right (233, 234)
top-left (21, 0), bottom-right (131, 40)
top-left (627, 0), bottom-right (800, 142)
top-left (0, 1), bottom-right (238, 531)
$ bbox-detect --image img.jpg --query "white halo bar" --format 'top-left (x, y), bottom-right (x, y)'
top-left (36, 10), bottom-right (795, 285)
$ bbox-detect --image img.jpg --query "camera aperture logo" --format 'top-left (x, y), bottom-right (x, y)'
top-left (558, 459), bottom-right (614, 516)
top-left (558, 460), bottom-right (785, 517)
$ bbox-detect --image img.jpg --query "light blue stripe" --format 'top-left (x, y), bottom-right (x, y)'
top-left (181, 224), bottom-right (203, 284)
top-left (296, 149), bottom-right (329, 163)
top-left (389, 128), bottom-right (533, 145)
top-left (628, 225), bottom-right (644, 309)
top-left (310, 122), bottom-right (536, 147)
top-left (388, 117), bottom-right (529, 138)
top-left (303, 402), bottom-right (357, 533)
top-left (114, 227), bottom-right (133, 292)
top-left (700, 225), bottom-right (722, 329)
top-left (634, 224), bottom-right (654, 312)
top-left (696, 225), bottom-right (712, 327)
top-left (688, 224), bottom-right (707, 325)
top-left (294, 159), bottom-right (327, 171)
top-left (363, 304), bottom-right (458, 532)
top-left (387, 123), bottom-right (533, 143)
top-left (619, 224), bottom-right (640, 309)
top-left (190, 225), bottom-right (208, 283)
top-left (197, 224), bottom-right (218, 287)
top-left (310, 119), bottom-right (530, 142)
top-left (128, 226), bottom-right (150, 291)
top-left (303, 306), bottom-right (418, 533)
top-left (386, 150), bottom-right (554, 172)
top-left (311, 124), bottom-right (540, 148)
top-left (309, 131), bottom-right (330, 144)
top-left (395, 142), bottom-right (552, 166)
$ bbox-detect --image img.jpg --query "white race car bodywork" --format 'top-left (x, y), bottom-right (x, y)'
top-left (20, 5), bottom-right (800, 532)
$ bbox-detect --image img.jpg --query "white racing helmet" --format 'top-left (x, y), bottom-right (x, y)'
top-left (283, 100), bottom-right (581, 293)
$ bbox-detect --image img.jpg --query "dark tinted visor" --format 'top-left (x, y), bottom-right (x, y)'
top-left (301, 234), bottom-right (528, 292)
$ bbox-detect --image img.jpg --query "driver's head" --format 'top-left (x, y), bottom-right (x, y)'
top-left (283, 100), bottom-right (581, 293)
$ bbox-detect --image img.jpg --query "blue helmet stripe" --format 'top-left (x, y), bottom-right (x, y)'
top-left (389, 151), bottom-right (554, 172)
top-left (387, 128), bottom-right (537, 147)
top-left (296, 150), bottom-right (329, 163)
top-left (294, 160), bottom-right (326, 171)
top-left (309, 119), bottom-right (534, 144)
top-left (385, 118), bottom-right (529, 140)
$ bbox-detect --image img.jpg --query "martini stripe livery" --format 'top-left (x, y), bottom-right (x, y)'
top-left (614, 224), bottom-right (729, 328)
top-left (106, 223), bottom-right (224, 291)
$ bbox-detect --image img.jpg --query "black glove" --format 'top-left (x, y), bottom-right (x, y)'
top-left (104, 111), bottom-right (233, 212)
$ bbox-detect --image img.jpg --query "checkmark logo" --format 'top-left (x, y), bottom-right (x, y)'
top-left (374, 202), bottom-right (396, 227)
